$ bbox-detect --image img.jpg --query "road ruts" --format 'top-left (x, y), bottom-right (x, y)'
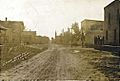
top-left (0, 48), bottom-right (53, 80)
top-left (0, 45), bottom-right (109, 81)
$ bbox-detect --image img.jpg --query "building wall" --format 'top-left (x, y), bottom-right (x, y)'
top-left (35, 36), bottom-right (41, 44)
top-left (81, 19), bottom-right (104, 45)
top-left (4, 28), bottom-right (12, 44)
top-left (21, 35), bottom-right (32, 44)
top-left (21, 31), bottom-right (36, 44)
top-left (0, 20), bottom-right (24, 45)
top-left (35, 36), bottom-right (49, 44)
top-left (81, 19), bottom-right (104, 32)
top-left (0, 26), bottom-right (8, 45)
top-left (104, 0), bottom-right (120, 45)
top-left (85, 31), bottom-right (104, 45)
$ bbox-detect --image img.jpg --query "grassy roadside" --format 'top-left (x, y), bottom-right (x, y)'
top-left (1, 44), bottom-right (49, 71)
top-left (70, 47), bottom-right (120, 81)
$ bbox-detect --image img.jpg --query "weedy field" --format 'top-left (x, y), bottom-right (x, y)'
top-left (1, 44), bottom-right (49, 71)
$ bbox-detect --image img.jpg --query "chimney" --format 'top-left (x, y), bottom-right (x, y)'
top-left (5, 17), bottom-right (7, 21)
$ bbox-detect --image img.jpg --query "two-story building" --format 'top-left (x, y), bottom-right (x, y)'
top-left (104, 0), bottom-right (120, 46)
top-left (0, 18), bottom-right (25, 45)
top-left (81, 19), bottom-right (104, 45)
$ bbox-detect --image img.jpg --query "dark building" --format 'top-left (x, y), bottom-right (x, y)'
top-left (104, 0), bottom-right (120, 45)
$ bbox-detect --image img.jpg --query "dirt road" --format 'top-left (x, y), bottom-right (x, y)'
top-left (0, 45), bottom-right (119, 81)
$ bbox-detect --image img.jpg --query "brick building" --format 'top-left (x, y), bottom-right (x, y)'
top-left (81, 19), bottom-right (104, 45)
top-left (21, 31), bottom-right (36, 44)
top-left (35, 36), bottom-right (49, 44)
top-left (104, 0), bottom-right (120, 46)
top-left (0, 18), bottom-right (24, 45)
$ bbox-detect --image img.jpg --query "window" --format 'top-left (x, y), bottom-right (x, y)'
top-left (117, 9), bottom-right (120, 45)
top-left (106, 31), bottom-right (108, 40)
top-left (119, 10), bottom-right (120, 45)
top-left (117, 9), bottom-right (120, 27)
top-left (114, 29), bottom-right (116, 41)
top-left (117, 9), bottom-right (119, 25)
top-left (119, 15), bottom-right (120, 29)
top-left (108, 13), bottom-right (111, 26)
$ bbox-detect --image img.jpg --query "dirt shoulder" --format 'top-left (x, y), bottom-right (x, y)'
top-left (70, 47), bottom-right (120, 81)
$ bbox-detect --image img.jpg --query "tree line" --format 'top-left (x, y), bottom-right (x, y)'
top-left (52, 22), bottom-right (85, 47)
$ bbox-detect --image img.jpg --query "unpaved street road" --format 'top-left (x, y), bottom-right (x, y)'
top-left (0, 45), bottom-right (119, 81)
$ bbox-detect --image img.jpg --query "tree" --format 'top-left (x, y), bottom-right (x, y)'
top-left (71, 22), bottom-right (81, 46)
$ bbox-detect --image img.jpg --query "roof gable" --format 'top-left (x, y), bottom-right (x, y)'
top-left (104, 0), bottom-right (120, 9)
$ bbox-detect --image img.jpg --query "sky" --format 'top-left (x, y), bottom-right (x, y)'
top-left (0, 0), bottom-right (114, 38)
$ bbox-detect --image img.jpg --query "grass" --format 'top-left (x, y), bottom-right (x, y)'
top-left (1, 44), bottom-right (49, 71)
top-left (70, 47), bottom-right (120, 81)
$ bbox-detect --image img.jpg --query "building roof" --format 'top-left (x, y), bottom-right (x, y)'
top-left (23, 31), bottom-right (36, 33)
top-left (104, 0), bottom-right (120, 9)
top-left (22, 31), bottom-right (36, 36)
top-left (81, 19), bottom-right (104, 23)
top-left (0, 20), bottom-right (24, 30)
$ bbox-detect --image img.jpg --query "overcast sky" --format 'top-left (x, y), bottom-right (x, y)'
top-left (0, 0), bottom-right (113, 37)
